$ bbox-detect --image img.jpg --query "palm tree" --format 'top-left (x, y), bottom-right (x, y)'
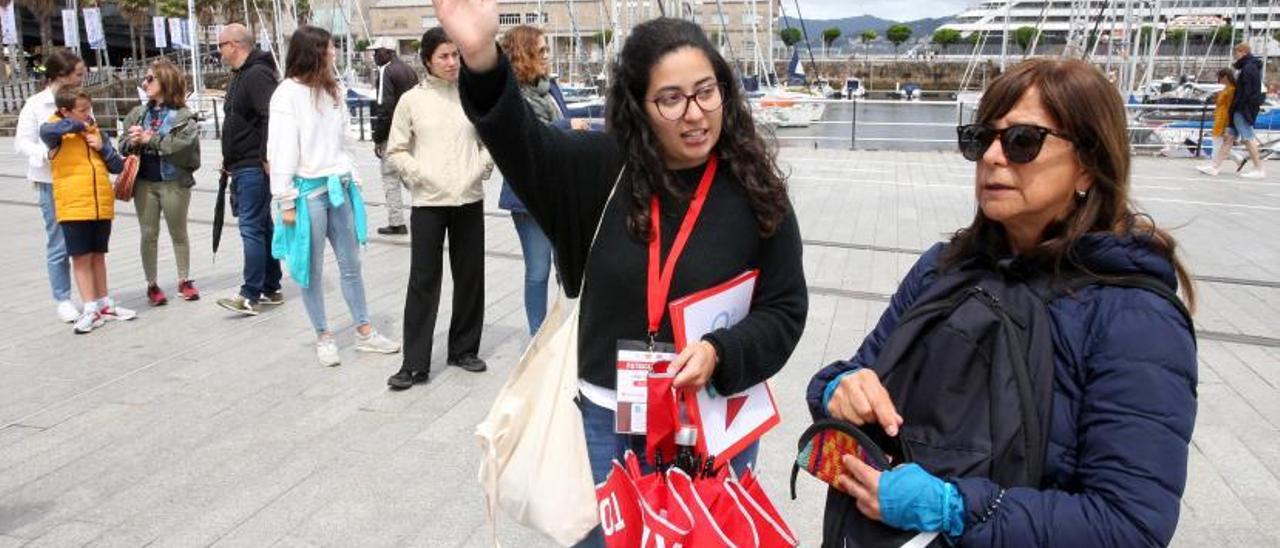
top-left (20, 0), bottom-right (58, 54)
top-left (118, 0), bottom-right (152, 63)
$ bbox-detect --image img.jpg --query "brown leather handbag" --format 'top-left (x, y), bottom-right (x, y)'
top-left (114, 152), bottom-right (141, 201)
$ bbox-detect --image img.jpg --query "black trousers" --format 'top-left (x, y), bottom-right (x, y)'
top-left (403, 202), bottom-right (485, 373)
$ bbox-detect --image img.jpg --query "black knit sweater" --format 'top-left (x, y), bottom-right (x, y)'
top-left (459, 53), bottom-right (808, 394)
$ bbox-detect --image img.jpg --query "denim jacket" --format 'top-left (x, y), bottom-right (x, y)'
top-left (119, 103), bottom-right (201, 187)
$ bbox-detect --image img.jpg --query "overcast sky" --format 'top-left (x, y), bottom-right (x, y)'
top-left (795, 0), bottom-right (976, 22)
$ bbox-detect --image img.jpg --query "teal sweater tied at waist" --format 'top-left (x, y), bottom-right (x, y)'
top-left (271, 173), bottom-right (368, 288)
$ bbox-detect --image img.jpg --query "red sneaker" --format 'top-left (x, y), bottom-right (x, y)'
top-left (147, 284), bottom-right (168, 306)
top-left (178, 279), bottom-right (200, 301)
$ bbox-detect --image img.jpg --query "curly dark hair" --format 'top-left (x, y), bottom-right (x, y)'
top-left (605, 18), bottom-right (789, 240)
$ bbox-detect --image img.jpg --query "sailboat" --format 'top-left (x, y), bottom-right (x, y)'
top-left (750, 38), bottom-right (826, 127)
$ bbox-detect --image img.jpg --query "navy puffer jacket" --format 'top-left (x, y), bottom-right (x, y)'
top-left (806, 233), bottom-right (1198, 547)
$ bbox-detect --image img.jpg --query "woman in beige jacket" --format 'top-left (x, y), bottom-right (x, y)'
top-left (385, 27), bottom-right (494, 390)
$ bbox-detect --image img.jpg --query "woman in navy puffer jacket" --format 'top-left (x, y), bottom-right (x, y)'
top-left (807, 58), bottom-right (1198, 547)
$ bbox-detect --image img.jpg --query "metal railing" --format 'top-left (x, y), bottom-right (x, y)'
top-left (0, 96), bottom-right (380, 143)
top-left (749, 94), bottom-right (1276, 155)
top-left (0, 90), bottom-right (1269, 159)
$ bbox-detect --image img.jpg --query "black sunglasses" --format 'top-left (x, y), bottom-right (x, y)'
top-left (957, 123), bottom-right (1073, 164)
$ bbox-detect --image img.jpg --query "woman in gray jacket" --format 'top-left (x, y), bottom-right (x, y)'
top-left (121, 59), bottom-right (202, 305)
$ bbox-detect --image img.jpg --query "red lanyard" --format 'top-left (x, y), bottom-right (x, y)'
top-left (646, 155), bottom-right (718, 343)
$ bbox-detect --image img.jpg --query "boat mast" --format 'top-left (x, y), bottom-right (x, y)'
top-left (1001, 0), bottom-right (1010, 71)
top-left (766, 0), bottom-right (774, 84)
top-left (188, 0), bottom-right (202, 96)
top-left (1141, 0), bottom-right (1161, 90)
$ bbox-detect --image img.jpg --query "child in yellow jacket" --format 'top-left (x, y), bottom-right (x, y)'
top-left (40, 87), bottom-right (134, 333)
top-left (1197, 68), bottom-right (1237, 176)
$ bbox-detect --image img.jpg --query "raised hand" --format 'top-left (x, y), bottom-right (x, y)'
top-left (431, 0), bottom-right (499, 72)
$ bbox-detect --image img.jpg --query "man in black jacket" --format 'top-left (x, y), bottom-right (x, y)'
top-left (215, 23), bottom-right (285, 316)
top-left (371, 37), bottom-right (418, 235)
top-left (1229, 42), bottom-right (1267, 179)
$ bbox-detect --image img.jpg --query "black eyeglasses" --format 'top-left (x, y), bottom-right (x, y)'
top-left (143, 75), bottom-right (155, 83)
top-left (957, 123), bottom-right (1073, 164)
top-left (217, 41), bottom-right (234, 49)
top-left (651, 82), bottom-right (725, 121)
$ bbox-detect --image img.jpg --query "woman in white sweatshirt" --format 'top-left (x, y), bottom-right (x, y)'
top-left (384, 27), bottom-right (494, 390)
top-left (268, 25), bottom-right (400, 366)
top-left (15, 51), bottom-right (85, 323)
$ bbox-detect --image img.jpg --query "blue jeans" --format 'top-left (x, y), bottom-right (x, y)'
top-left (1229, 111), bottom-right (1258, 141)
top-left (233, 167), bottom-right (283, 303)
top-left (574, 394), bottom-right (760, 548)
top-left (298, 191), bottom-right (369, 335)
top-left (511, 212), bottom-right (553, 335)
top-left (36, 183), bottom-right (71, 302)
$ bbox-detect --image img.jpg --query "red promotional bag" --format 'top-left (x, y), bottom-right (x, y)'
top-left (597, 460), bottom-right (645, 546)
top-left (597, 452), bottom-right (694, 548)
top-left (730, 468), bottom-right (798, 547)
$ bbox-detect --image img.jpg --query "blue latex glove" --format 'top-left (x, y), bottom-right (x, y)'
top-left (879, 463), bottom-right (965, 538)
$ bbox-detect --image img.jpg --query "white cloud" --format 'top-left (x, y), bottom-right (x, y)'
top-left (792, 0), bottom-right (975, 22)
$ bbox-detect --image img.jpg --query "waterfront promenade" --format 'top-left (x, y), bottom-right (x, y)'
top-left (0, 139), bottom-right (1276, 546)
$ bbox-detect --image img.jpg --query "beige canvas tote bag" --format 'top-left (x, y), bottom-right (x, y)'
top-left (477, 170), bottom-right (624, 546)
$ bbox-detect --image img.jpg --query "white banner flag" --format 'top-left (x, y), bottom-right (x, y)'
top-left (61, 9), bottom-right (79, 48)
top-left (153, 16), bottom-right (168, 48)
top-left (1, 3), bottom-right (18, 46)
top-left (181, 19), bottom-right (192, 51)
top-left (83, 8), bottom-right (105, 50)
top-left (168, 18), bottom-right (185, 49)
top-left (258, 27), bottom-right (272, 52)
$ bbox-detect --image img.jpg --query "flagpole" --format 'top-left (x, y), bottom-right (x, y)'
top-left (188, 0), bottom-right (202, 96)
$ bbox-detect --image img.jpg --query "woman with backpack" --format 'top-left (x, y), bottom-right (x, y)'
top-left (121, 58), bottom-right (202, 305)
top-left (806, 58), bottom-right (1197, 546)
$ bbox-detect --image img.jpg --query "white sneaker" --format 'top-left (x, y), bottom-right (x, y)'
top-left (355, 330), bottom-right (401, 354)
top-left (1240, 170), bottom-right (1267, 180)
top-left (73, 311), bottom-right (103, 334)
top-left (57, 300), bottom-right (79, 323)
top-left (100, 304), bottom-right (137, 321)
top-left (316, 337), bottom-right (341, 367)
top-left (1195, 164), bottom-right (1219, 176)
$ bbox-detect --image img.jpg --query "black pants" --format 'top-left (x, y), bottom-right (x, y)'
top-left (403, 202), bottom-right (485, 373)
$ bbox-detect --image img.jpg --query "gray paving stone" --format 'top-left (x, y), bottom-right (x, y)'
top-left (20, 520), bottom-right (108, 548)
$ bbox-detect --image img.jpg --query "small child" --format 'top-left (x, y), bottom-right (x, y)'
top-left (40, 87), bottom-right (135, 334)
top-left (1197, 68), bottom-right (1238, 176)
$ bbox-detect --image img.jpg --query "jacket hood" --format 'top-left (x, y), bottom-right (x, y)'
top-left (1070, 232), bottom-right (1179, 290)
top-left (1234, 54), bottom-right (1261, 71)
top-left (238, 49), bottom-right (277, 73)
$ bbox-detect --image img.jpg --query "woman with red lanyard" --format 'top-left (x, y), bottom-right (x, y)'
top-left (436, 4), bottom-right (807, 545)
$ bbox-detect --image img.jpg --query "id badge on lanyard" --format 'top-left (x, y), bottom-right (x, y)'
top-left (615, 339), bottom-right (676, 435)
top-left (613, 155), bottom-right (718, 436)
